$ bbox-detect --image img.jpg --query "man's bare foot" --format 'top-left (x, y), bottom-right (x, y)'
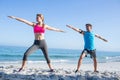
top-left (94, 70), bottom-right (99, 73)
top-left (75, 69), bottom-right (78, 73)
top-left (18, 68), bottom-right (23, 72)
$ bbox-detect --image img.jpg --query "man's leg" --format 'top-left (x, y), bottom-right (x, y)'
top-left (93, 57), bottom-right (97, 72)
top-left (91, 49), bottom-right (98, 72)
top-left (75, 52), bottom-right (86, 72)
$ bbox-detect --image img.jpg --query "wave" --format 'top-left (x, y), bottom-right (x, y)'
top-left (0, 54), bottom-right (79, 59)
top-left (105, 56), bottom-right (120, 62)
top-left (0, 59), bottom-right (72, 64)
top-left (105, 56), bottom-right (120, 59)
top-left (1, 54), bottom-right (120, 63)
top-left (0, 54), bottom-right (23, 57)
top-left (96, 56), bottom-right (120, 63)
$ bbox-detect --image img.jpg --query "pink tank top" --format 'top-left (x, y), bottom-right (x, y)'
top-left (34, 24), bottom-right (45, 34)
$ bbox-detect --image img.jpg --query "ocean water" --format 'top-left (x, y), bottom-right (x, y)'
top-left (0, 45), bottom-right (120, 64)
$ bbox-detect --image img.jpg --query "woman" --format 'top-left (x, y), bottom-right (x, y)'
top-left (8, 14), bottom-right (64, 72)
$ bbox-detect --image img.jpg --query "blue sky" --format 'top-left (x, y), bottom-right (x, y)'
top-left (0, 0), bottom-right (120, 51)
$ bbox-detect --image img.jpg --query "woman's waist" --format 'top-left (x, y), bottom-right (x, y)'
top-left (34, 33), bottom-right (45, 40)
top-left (35, 37), bottom-right (45, 40)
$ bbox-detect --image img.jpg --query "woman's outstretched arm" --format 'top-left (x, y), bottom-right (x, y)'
top-left (8, 16), bottom-right (34, 27)
top-left (45, 24), bottom-right (65, 32)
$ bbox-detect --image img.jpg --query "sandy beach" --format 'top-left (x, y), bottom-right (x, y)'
top-left (0, 62), bottom-right (120, 80)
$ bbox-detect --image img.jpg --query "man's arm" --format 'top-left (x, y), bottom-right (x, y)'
top-left (95, 34), bottom-right (108, 42)
top-left (8, 16), bottom-right (34, 27)
top-left (66, 25), bottom-right (84, 34)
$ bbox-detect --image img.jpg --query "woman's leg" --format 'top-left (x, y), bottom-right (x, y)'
top-left (19, 45), bottom-right (38, 71)
top-left (40, 40), bottom-right (53, 70)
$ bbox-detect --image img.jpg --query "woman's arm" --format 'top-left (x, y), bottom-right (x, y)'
top-left (45, 24), bottom-right (65, 32)
top-left (95, 34), bottom-right (108, 42)
top-left (66, 25), bottom-right (84, 34)
top-left (8, 16), bottom-right (34, 27)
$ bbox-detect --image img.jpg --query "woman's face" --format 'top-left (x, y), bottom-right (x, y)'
top-left (36, 16), bottom-right (42, 23)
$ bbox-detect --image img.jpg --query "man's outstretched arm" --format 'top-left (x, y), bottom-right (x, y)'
top-left (95, 34), bottom-right (108, 42)
top-left (66, 25), bottom-right (84, 34)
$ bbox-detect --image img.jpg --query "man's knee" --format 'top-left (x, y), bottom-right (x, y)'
top-left (93, 58), bottom-right (97, 62)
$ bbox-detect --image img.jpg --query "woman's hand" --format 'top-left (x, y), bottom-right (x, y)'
top-left (8, 16), bottom-right (34, 26)
top-left (59, 29), bottom-right (65, 33)
top-left (8, 16), bottom-right (16, 19)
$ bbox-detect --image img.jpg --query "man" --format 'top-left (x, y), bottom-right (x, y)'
top-left (66, 24), bottom-right (108, 72)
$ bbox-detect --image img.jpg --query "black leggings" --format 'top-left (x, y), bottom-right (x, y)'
top-left (23, 40), bottom-right (50, 63)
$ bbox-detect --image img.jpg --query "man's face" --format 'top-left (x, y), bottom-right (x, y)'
top-left (86, 26), bottom-right (92, 31)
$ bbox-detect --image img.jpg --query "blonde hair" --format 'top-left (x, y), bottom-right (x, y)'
top-left (37, 14), bottom-right (44, 22)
